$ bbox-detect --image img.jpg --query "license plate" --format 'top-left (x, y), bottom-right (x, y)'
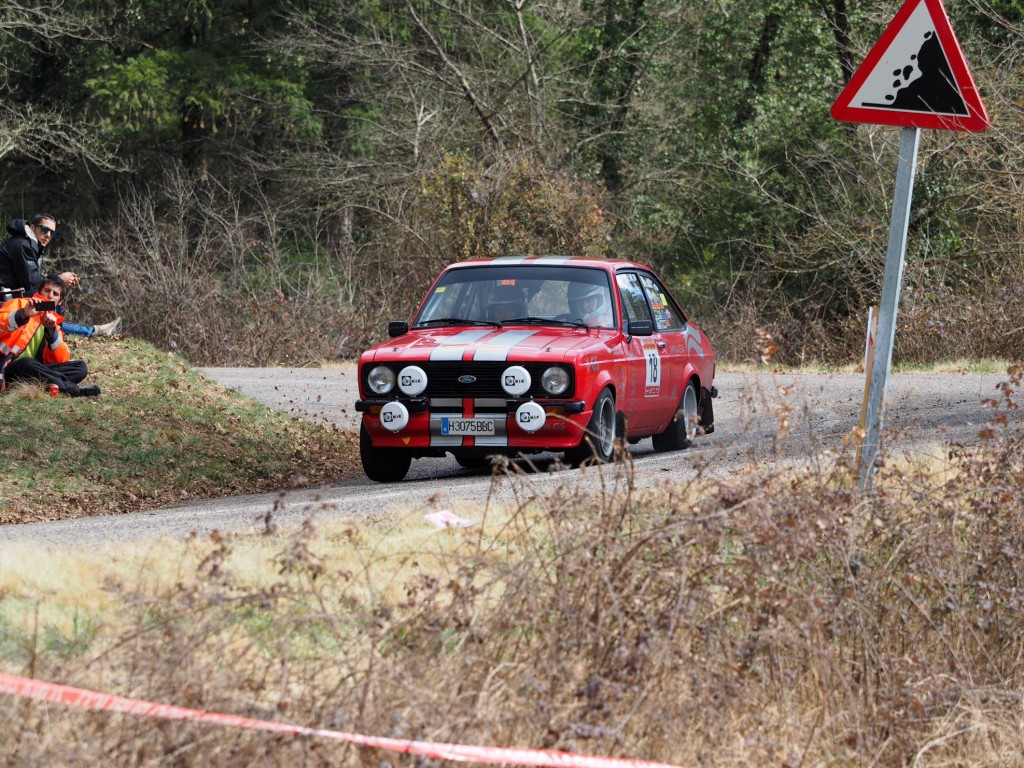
top-left (441, 417), bottom-right (495, 436)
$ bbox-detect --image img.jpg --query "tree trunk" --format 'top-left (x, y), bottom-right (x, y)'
top-left (735, 12), bottom-right (782, 127)
top-left (824, 0), bottom-right (855, 84)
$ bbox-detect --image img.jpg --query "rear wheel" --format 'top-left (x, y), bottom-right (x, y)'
top-left (652, 380), bottom-right (699, 452)
top-left (565, 388), bottom-right (617, 467)
top-left (360, 422), bottom-right (412, 482)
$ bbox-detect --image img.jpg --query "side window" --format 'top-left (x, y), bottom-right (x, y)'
top-left (418, 281), bottom-right (479, 322)
top-left (638, 273), bottom-right (685, 332)
top-left (616, 273), bottom-right (653, 324)
top-left (419, 284), bottom-right (460, 321)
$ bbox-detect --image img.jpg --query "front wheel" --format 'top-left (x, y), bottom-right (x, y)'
top-left (565, 388), bottom-right (617, 467)
top-left (360, 422), bottom-right (412, 482)
top-left (652, 380), bottom-right (699, 452)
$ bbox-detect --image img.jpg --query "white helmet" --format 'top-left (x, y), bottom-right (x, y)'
top-left (568, 283), bottom-right (605, 314)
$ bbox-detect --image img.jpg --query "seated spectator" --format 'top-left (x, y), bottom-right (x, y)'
top-left (0, 275), bottom-right (100, 397)
top-left (0, 214), bottom-right (121, 337)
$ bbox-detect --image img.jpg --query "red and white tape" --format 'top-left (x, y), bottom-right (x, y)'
top-left (0, 672), bottom-right (684, 768)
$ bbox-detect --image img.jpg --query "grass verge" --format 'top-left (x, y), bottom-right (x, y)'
top-left (0, 337), bottom-right (359, 523)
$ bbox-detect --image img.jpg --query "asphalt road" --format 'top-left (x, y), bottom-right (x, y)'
top-left (0, 366), bottom-right (1014, 548)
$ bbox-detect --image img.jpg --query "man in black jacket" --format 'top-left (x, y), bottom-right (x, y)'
top-left (0, 213), bottom-right (121, 336)
top-left (0, 213), bottom-right (77, 300)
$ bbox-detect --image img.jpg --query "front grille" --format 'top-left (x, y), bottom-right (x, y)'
top-left (368, 361), bottom-right (574, 400)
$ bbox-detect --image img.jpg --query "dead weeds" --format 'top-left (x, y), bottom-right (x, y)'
top-left (0, 368), bottom-right (1022, 766)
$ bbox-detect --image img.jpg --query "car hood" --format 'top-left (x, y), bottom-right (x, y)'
top-left (363, 326), bottom-right (611, 364)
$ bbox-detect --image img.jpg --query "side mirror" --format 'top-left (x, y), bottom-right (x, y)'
top-left (626, 320), bottom-right (654, 338)
top-left (388, 321), bottom-right (410, 338)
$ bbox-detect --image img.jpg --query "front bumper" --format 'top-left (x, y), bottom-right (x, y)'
top-left (357, 397), bottom-right (588, 450)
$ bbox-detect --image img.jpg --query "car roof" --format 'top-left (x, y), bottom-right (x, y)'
top-left (444, 255), bottom-right (651, 272)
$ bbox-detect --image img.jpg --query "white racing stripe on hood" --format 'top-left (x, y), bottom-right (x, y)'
top-left (429, 330), bottom-right (493, 360)
top-left (473, 330), bottom-right (539, 361)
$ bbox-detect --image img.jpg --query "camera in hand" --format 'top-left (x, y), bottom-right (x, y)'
top-left (34, 301), bottom-right (57, 311)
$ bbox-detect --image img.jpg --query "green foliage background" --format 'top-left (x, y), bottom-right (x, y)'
top-left (1, 0), bottom-right (1020, 365)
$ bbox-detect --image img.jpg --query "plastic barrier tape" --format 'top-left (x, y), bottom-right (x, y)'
top-left (0, 672), bottom-right (685, 768)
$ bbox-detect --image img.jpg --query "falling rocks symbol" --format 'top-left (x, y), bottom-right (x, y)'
top-left (864, 31), bottom-right (967, 115)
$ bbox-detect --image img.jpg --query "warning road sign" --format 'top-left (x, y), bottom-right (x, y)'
top-left (832, 0), bottom-right (988, 131)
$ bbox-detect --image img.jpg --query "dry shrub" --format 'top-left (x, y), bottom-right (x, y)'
top-left (59, 151), bottom-right (1021, 370)
top-left (690, 267), bottom-right (1023, 368)
top-left (57, 155), bottom-right (612, 367)
top-left (64, 173), bottom-right (385, 365)
top-left (3, 377), bottom-right (1023, 766)
top-left (896, 276), bottom-right (1024, 363)
top-left (689, 287), bottom-right (868, 368)
top-left (411, 153), bottom-right (612, 263)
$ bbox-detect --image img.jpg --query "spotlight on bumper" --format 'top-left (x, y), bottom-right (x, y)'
top-left (380, 401), bottom-right (410, 432)
top-left (515, 401), bottom-right (546, 433)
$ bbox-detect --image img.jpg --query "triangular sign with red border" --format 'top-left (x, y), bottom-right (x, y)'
top-left (832, 0), bottom-right (988, 131)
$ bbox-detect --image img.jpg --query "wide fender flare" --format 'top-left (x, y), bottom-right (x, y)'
top-left (680, 361), bottom-right (703, 397)
top-left (680, 360), bottom-right (716, 431)
top-left (581, 366), bottom-right (619, 410)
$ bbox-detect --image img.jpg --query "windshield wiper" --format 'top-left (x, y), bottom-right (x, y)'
top-left (504, 316), bottom-right (588, 328)
top-left (415, 317), bottom-right (504, 328)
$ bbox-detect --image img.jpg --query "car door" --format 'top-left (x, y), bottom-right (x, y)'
top-left (635, 271), bottom-right (689, 426)
top-left (615, 272), bottom-right (670, 431)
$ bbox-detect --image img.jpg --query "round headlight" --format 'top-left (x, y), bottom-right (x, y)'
top-left (367, 365), bottom-right (396, 395)
top-left (541, 366), bottom-right (570, 395)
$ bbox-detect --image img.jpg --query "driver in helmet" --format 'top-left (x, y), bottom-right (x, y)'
top-left (567, 283), bottom-right (613, 327)
top-left (487, 284), bottom-right (527, 323)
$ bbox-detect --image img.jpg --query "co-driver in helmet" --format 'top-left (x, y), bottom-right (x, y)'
top-left (567, 282), bottom-right (613, 327)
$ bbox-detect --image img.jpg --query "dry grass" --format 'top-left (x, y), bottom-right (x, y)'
top-left (1, 368), bottom-right (1023, 766)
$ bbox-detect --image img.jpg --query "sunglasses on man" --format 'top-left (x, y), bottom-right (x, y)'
top-left (36, 224), bottom-right (58, 237)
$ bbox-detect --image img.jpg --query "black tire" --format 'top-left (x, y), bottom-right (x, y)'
top-left (455, 455), bottom-right (491, 470)
top-left (360, 422), bottom-right (412, 482)
top-left (699, 386), bottom-right (715, 434)
top-left (565, 388), bottom-right (617, 467)
top-left (652, 380), bottom-right (699, 452)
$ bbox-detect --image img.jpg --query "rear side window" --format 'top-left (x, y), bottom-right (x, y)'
top-left (637, 273), bottom-right (685, 331)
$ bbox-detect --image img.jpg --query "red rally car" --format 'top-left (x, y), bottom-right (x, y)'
top-left (355, 256), bottom-right (717, 482)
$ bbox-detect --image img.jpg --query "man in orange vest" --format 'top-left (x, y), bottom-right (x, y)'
top-left (0, 275), bottom-right (100, 397)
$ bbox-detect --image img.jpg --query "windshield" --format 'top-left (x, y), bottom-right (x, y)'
top-left (414, 265), bottom-right (616, 330)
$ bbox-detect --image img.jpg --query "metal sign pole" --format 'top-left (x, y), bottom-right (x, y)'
top-left (859, 126), bottom-right (921, 491)
top-left (855, 305), bottom-right (879, 475)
